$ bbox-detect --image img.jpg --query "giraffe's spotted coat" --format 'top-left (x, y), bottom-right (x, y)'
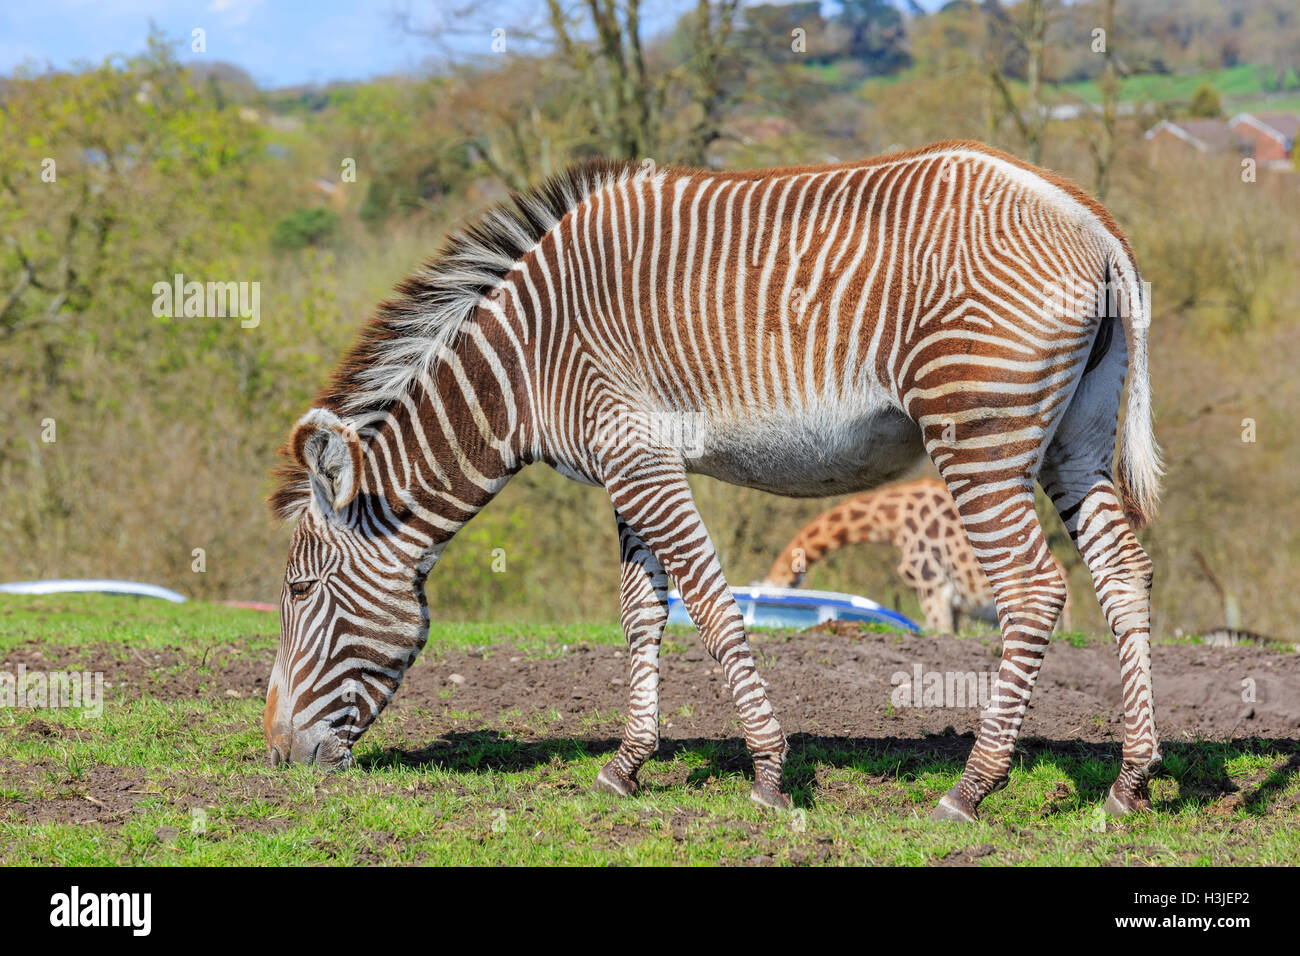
top-left (762, 478), bottom-right (1071, 633)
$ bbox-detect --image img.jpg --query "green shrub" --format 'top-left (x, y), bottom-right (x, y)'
top-left (271, 207), bottom-right (340, 251)
top-left (1187, 82), bottom-right (1221, 117)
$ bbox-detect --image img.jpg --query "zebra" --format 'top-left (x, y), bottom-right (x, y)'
top-left (265, 140), bottom-right (1163, 822)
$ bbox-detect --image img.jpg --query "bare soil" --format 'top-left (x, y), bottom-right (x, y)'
top-left (3, 626), bottom-right (1298, 829)
top-left (384, 624), bottom-right (1300, 746)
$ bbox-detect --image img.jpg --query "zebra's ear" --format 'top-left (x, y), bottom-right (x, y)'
top-left (289, 408), bottom-right (362, 518)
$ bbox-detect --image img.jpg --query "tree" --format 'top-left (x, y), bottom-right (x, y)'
top-left (1188, 82), bottom-right (1221, 118)
top-left (1085, 0), bottom-right (1120, 199)
top-left (544, 0), bottom-right (659, 159)
top-left (741, 2), bottom-right (837, 64)
top-left (986, 0), bottom-right (1052, 164)
top-left (679, 0), bottom-right (743, 165)
top-left (0, 33), bottom-right (264, 347)
top-left (836, 0), bottom-right (911, 73)
top-left (407, 1), bottom-right (748, 180)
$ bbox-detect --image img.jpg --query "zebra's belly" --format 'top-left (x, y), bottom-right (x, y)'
top-left (684, 400), bottom-right (926, 498)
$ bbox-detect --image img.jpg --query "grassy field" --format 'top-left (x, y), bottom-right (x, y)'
top-left (1, 595), bottom-right (1297, 866)
top-left (855, 62), bottom-right (1300, 108)
top-left (1058, 64), bottom-right (1297, 104)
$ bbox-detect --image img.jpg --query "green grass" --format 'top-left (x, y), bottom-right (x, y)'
top-left (0, 593), bottom-right (625, 656)
top-left (1226, 93), bottom-right (1300, 117)
top-left (1, 595), bottom-right (1297, 865)
top-left (859, 61), bottom-right (1300, 112)
top-left (0, 593), bottom-right (279, 654)
top-left (1058, 64), bottom-right (1297, 106)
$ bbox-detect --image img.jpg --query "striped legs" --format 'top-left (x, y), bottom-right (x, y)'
top-left (1040, 463), bottom-right (1160, 816)
top-left (1039, 335), bottom-right (1162, 816)
top-left (595, 513), bottom-right (669, 796)
top-left (931, 482), bottom-right (1069, 821)
top-left (604, 466), bottom-right (790, 808)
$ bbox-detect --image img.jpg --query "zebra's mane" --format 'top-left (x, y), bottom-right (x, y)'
top-left (270, 157), bottom-right (637, 522)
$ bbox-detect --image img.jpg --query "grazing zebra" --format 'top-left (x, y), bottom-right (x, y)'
top-left (759, 477), bottom-right (1072, 633)
top-left (265, 140), bottom-right (1163, 822)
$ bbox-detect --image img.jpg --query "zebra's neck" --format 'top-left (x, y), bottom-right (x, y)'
top-left (350, 318), bottom-right (532, 568)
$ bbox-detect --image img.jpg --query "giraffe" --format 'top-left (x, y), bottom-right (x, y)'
top-left (266, 141), bottom-right (1162, 822)
top-left (760, 478), bottom-right (1073, 633)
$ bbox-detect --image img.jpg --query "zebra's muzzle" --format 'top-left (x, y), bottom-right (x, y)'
top-left (267, 720), bottom-right (353, 770)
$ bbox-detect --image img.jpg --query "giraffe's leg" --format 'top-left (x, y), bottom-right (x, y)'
top-left (898, 544), bottom-right (954, 633)
top-left (916, 584), bottom-right (955, 633)
top-left (594, 512), bottom-right (669, 797)
top-left (935, 576), bottom-right (959, 633)
top-left (930, 481), bottom-right (1069, 822)
top-left (1052, 573), bottom-right (1073, 634)
top-left (605, 466), bottom-right (790, 808)
top-left (1041, 462), bottom-right (1160, 816)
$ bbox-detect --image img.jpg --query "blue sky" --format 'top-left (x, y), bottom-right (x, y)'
top-left (0, 0), bottom-right (700, 88)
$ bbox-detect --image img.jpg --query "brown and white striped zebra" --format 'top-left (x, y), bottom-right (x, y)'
top-left (759, 477), bottom-right (1072, 634)
top-left (265, 141), bottom-right (1163, 822)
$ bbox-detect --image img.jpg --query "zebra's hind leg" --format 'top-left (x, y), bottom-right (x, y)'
top-left (595, 512), bottom-right (670, 797)
top-left (929, 481), bottom-right (1069, 822)
top-left (1040, 459), bottom-right (1160, 816)
top-left (604, 467), bottom-right (790, 809)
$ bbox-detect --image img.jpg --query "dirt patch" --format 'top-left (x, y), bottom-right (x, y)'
top-left (1, 641), bottom-right (269, 703)
top-left (384, 627), bottom-right (1300, 746)
top-left (0, 764), bottom-right (146, 825)
top-left (6, 627), bottom-right (1299, 747)
top-left (3, 626), bottom-right (1298, 836)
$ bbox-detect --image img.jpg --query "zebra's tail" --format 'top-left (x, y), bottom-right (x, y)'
top-left (1108, 246), bottom-right (1163, 532)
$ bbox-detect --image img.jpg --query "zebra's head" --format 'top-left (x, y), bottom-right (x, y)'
top-left (265, 408), bottom-right (429, 769)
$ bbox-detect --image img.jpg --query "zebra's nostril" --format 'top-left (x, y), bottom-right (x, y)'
top-left (268, 719), bottom-right (293, 766)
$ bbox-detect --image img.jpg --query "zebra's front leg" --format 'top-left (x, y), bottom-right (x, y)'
top-left (930, 484), bottom-right (1069, 822)
top-left (594, 513), bottom-right (669, 797)
top-left (605, 468), bottom-right (790, 809)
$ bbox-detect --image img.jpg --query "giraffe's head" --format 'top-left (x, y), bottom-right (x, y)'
top-left (264, 408), bottom-right (429, 769)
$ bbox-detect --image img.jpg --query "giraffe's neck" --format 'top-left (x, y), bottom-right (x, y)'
top-left (764, 488), bottom-right (908, 586)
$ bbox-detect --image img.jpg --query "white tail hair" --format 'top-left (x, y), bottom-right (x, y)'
top-left (1110, 246), bottom-right (1163, 530)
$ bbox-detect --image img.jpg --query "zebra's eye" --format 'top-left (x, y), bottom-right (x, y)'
top-left (287, 579), bottom-right (317, 599)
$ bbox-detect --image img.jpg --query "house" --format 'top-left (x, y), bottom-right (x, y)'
top-left (1144, 113), bottom-right (1299, 167)
top-left (1227, 113), bottom-right (1298, 165)
top-left (1143, 118), bottom-right (1245, 154)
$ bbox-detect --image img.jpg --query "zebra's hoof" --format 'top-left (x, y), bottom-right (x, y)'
top-left (930, 788), bottom-right (979, 822)
top-left (750, 782), bottom-right (792, 810)
top-left (594, 764), bottom-right (638, 797)
top-left (1104, 784), bottom-right (1152, 818)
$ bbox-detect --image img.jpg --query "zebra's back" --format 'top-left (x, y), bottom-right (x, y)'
top-left (531, 142), bottom-right (1128, 494)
